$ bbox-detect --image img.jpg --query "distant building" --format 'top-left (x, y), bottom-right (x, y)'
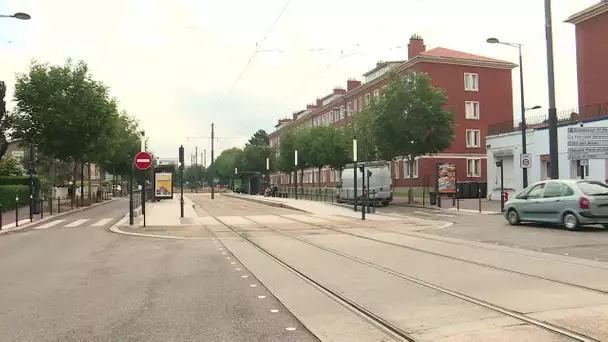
top-left (269, 35), bottom-right (516, 191)
top-left (566, 0), bottom-right (608, 108)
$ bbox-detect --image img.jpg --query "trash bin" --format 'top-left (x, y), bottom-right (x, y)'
top-left (32, 199), bottom-right (41, 214)
top-left (429, 192), bottom-right (437, 205)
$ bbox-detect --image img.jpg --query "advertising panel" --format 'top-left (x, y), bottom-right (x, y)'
top-left (436, 162), bottom-right (457, 194)
top-left (155, 172), bottom-right (173, 198)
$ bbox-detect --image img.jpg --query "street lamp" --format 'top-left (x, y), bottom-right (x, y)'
top-left (0, 12), bottom-right (31, 20)
top-left (294, 150), bottom-right (298, 200)
top-left (487, 37), bottom-right (534, 188)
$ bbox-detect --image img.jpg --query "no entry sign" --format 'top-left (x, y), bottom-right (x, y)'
top-left (134, 151), bottom-right (153, 170)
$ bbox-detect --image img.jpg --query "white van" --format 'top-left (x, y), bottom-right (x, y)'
top-left (337, 161), bottom-right (393, 206)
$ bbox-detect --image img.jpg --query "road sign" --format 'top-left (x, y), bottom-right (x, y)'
top-left (580, 159), bottom-right (589, 166)
top-left (567, 126), bottom-right (608, 160)
top-left (520, 153), bottom-right (531, 169)
top-left (134, 151), bottom-right (153, 170)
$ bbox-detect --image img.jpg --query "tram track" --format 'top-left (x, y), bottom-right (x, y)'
top-left (195, 200), bottom-right (600, 342)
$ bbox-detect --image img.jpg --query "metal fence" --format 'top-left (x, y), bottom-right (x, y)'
top-left (488, 102), bottom-right (608, 136)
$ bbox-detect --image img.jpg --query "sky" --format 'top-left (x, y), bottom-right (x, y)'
top-left (0, 0), bottom-right (599, 166)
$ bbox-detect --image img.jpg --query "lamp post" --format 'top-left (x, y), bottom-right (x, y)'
top-left (28, 143), bottom-right (35, 221)
top-left (266, 157), bottom-right (270, 187)
top-left (487, 37), bottom-right (542, 188)
top-left (353, 136), bottom-right (358, 212)
top-left (294, 150), bottom-right (298, 200)
top-left (0, 12), bottom-right (31, 20)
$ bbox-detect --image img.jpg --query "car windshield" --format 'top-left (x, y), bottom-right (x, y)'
top-left (577, 181), bottom-right (608, 196)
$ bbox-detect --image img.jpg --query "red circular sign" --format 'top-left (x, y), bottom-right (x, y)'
top-left (134, 151), bottom-right (153, 170)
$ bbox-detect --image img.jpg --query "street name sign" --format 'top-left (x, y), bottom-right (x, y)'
top-left (567, 127), bottom-right (608, 160)
top-left (134, 151), bottom-right (153, 170)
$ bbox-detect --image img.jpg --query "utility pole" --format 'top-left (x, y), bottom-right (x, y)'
top-left (203, 149), bottom-right (207, 168)
top-left (544, 0), bottom-right (559, 179)
top-left (211, 123), bottom-right (215, 199)
top-left (195, 146), bottom-right (199, 191)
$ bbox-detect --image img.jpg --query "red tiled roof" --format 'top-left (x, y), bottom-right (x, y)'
top-left (420, 47), bottom-right (514, 65)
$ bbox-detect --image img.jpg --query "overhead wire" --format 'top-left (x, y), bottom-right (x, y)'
top-left (213, 0), bottom-right (292, 118)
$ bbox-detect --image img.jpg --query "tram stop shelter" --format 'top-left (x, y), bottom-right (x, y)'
top-left (232, 171), bottom-right (264, 195)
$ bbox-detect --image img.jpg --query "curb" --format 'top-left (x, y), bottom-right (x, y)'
top-left (0, 197), bottom-right (124, 235)
top-left (223, 193), bottom-right (309, 213)
top-left (108, 213), bottom-right (212, 240)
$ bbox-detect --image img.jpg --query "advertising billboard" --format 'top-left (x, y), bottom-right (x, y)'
top-left (436, 162), bottom-right (457, 194)
top-left (154, 172), bottom-right (173, 198)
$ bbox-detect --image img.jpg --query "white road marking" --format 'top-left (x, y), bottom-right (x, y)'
top-left (250, 284), bottom-right (257, 287)
top-left (257, 295), bottom-right (266, 299)
top-left (64, 219), bottom-right (90, 227)
top-left (230, 262), bottom-right (236, 265)
top-left (35, 220), bottom-right (66, 230)
top-left (241, 275), bottom-right (248, 278)
top-left (286, 327), bottom-right (296, 331)
top-left (235, 268), bottom-right (242, 271)
top-left (221, 252), bottom-right (226, 255)
top-left (92, 218), bottom-right (113, 226)
top-left (270, 309), bottom-right (279, 313)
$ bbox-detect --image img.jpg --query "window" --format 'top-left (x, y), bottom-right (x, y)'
top-left (347, 102), bottom-right (352, 116)
top-left (570, 160), bottom-right (589, 178)
top-left (328, 113), bottom-right (333, 123)
top-left (578, 181), bottom-right (608, 196)
top-left (334, 109), bottom-right (339, 121)
top-left (353, 99), bottom-right (358, 111)
top-left (465, 101), bottom-right (480, 119)
top-left (464, 73), bottom-right (479, 91)
top-left (525, 183), bottom-right (546, 199)
top-left (466, 130), bottom-right (481, 148)
top-left (467, 158), bottom-right (481, 177)
top-left (394, 160), bottom-right (400, 179)
top-left (358, 97), bottom-right (362, 110)
top-left (373, 89), bottom-right (380, 99)
top-left (403, 158), bottom-right (419, 178)
top-left (340, 106), bottom-right (345, 119)
top-left (364, 93), bottom-right (370, 106)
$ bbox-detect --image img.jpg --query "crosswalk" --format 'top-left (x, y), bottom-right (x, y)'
top-left (34, 218), bottom-right (115, 230)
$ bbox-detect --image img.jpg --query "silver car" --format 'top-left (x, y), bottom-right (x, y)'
top-left (504, 179), bottom-right (608, 230)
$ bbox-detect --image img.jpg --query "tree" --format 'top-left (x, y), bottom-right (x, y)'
top-left (277, 129), bottom-right (297, 185)
top-left (0, 155), bottom-right (24, 176)
top-left (0, 81), bottom-right (9, 160)
top-left (371, 72), bottom-right (455, 202)
top-left (214, 147), bottom-right (243, 184)
top-left (326, 128), bottom-right (351, 178)
top-left (301, 126), bottom-right (334, 187)
top-left (248, 129), bottom-right (269, 147)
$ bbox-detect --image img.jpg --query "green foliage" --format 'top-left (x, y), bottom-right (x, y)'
top-left (214, 147), bottom-right (244, 184)
top-left (277, 129), bottom-right (297, 175)
top-left (0, 185), bottom-right (29, 211)
top-left (184, 165), bottom-right (212, 186)
top-left (372, 72), bottom-right (455, 161)
top-left (326, 128), bottom-right (351, 172)
top-left (248, 129), bottom-right (270, 147)
top-left (0, 80), bottom-right (9, 159)
top-left (0, 175), bottom-right (41, 191)
top-left (345, 108), bottom-right (379, 162)
top-left (0, 155), bottom-right (25, 176)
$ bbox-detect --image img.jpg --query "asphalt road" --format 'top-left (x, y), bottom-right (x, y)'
top-left (380, 204), bottom-right (608, 261)
top-left (0, 198), bottom-right (317, 341)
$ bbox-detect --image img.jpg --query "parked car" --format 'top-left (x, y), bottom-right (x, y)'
top-left (504, 179), bottom-right (608, 230)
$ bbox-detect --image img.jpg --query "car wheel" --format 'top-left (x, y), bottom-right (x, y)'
top-left (563, 212), bottom-right (580, 231)
top-left (507, 209), bottom-right (520, 225)
top-left (382, 201), bottom-right (389, 207)
top-left (602, 224), bottom-right (608, 230)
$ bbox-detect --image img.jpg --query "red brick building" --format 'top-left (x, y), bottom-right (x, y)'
top-left (566, 0), bottom-right (608, 109)
top-left (269, 36), bottom-right (516, 191)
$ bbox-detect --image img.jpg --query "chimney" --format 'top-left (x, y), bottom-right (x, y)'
top-left (316, 98), bottom-right (323, 107)
top-left (408, 34), bottom-right (426, 59)
top-left (292, 111), bottom-right (298, 120)
top-left (333, 87), bottom-right (346, 95)
top-left (347, 79), bottom-right (361, 92)
top-left (306, 103), bottom-right (317, 110)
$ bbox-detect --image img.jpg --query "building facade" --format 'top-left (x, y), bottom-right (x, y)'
top-left (487, 114), bottom-right (608, 199)
top-left (269, 35), bottom-right (516, 191)
top-left (566, 0), bottom-right (608, 108)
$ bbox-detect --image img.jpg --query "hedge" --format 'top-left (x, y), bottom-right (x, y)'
top-left (0, 185), bottom-right (30, 211)
top-left (0, 176), bottom-right (41, 188)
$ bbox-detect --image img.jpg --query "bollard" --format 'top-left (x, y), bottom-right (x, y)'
top-left (15, 196), bottom-right (19, 227)
top-left (422, 189), bottom-right (425, 206)
top-left (29, 194), bottom-right (33, 222)
top-left (372, 190), bottom-right (376, 213)
top-left (40, 198), bottom-right (44, 218)
top-left (456, 189), bottom-right (460, 211)
top-left (49, 195), bottom-right (53, 215)
top-left (478, 188), bottom-right (482, 213)
top-left (0, 204), bottom-right (3, 230)
top-left (58, 197), bottom-right (61, 213)
top-left (437, 195), bottom-right (442, 208)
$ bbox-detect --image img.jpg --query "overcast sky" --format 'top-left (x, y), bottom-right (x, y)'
top-left (0, 0), bottom-right (598, 165)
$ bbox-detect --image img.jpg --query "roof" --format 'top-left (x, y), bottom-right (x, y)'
top-left (420, 47), bottom-right (515, 65)
top-left (565, 0), bottom-right (608, 24)
top-left (362, 61), bottom-right (405, 77)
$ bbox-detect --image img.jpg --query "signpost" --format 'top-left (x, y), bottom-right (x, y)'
top-left (567, 127), bottom-right (608, 160)
top-left (133, 151), bottom-right (152, 227)
top-left (520, 153), bottom-right (531, 169)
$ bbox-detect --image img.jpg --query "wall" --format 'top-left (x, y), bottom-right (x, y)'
top-left (575, 11), bottom-right (608, 108)
top-left (487, 117), bottom-right (608, 196)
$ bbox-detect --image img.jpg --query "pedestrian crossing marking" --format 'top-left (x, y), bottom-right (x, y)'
top-left (35, 220), bottom-right (66, 230)
top-left (64, 219), bottom-right (90, 227)
top-left (92, 218), bottom-right (112, 226)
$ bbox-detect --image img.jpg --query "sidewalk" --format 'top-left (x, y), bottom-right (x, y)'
top-left (391, 196), bottom-right (502, 214)
top-left (132, 196), bottom-right (199, 227)
top-left (0, 198), bottom-right (74, 230)
top-left (225, 193), bottom-right (410, 221)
